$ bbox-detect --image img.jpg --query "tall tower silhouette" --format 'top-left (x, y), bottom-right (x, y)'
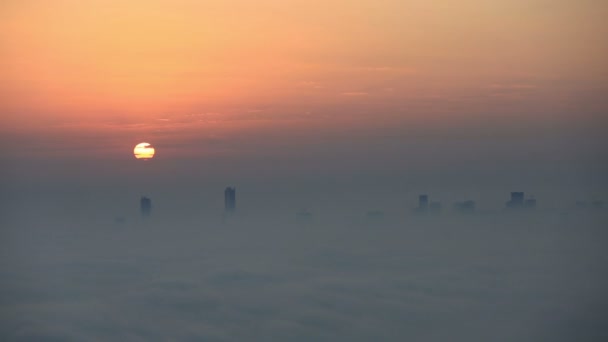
top-left (418, 195), bottom-right (429, 212)
top-left (140, 196), bottom-right (152, 217)
top-left (224, 187), bottom-right (236, 213)
top-left (506, 192), bottom-right (525, 209)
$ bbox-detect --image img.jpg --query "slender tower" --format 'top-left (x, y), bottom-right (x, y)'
top-left (140, 196), bottom-right (152, 217)
top-left (224, 187), bottom-right (236, 213)
top-left (418, 194), bottom-right (429, 213)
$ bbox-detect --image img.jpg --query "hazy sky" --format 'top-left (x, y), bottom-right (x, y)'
top-left (1, 0), bottom-right (607, 203)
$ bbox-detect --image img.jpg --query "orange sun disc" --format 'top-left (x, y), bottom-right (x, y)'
top-left (134, 142), bottom-right (155, 160)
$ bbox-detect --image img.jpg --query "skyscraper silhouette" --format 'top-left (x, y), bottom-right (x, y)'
top-left (416, 195), bottom-right (429, 214)
top-left (418, 195), bottom-right (429, 211)
top-left (506, 192), bottom-right (525, 209)
top-left (225, 187), bottom-right (236, 213)
top-left (413, 194), bottom-right (430, 214)
top-left (140, 196), bottom-right (152, 217)
top-left (524, 198), bottom-right (537, 210)
top-left (454, 200), bottom-right (475, 214)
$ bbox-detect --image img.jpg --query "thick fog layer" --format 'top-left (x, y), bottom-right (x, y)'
top-left (1, 191), bottom-right (607, 341)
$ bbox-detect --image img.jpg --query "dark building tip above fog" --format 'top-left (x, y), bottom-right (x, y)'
top-left (576, 200), bottom-right (604, 210)
top-left (413, 194), bottom-right (430, 214)
top-left (454, 200), bottom-right (475, 214)
top-left (366, 210), bottom-right (385, 219)
top-left (506, 192), bottom-right (537, 211)
top-left (506, 192), bottom-right (525, 209)
top-left (140, 196), bottom-right (152, 217)
top-left (413, 195), bottom-right (443, 216)
top-left (296, 210), bottom-right (313, 223)
top-left (224, 187), bottom-right (236, 213)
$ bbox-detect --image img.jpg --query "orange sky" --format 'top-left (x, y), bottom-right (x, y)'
top-left (1, 0), bottom-right (607, 157)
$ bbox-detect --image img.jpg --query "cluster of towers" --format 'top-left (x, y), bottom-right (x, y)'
top-left (414, 194), bottom-right (476, 215)
top-left (506, 192), bottom-right (536, 210)
top-left (575, 200), bottom-right (604, 210)
top-left (413, 192), bottom-right (540, 215)
top-left (136, 188), bottom-right (603, 218)
top-left (138, 188), bottom-right (237, 218)
top-left (414, 195), bottom-right (443, 214)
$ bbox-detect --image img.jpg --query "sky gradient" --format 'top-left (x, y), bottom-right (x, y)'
top-left (1, 0), bottom-right (607, 205)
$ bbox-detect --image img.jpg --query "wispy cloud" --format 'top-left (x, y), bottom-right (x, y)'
top-left (341, 92), bottom-right (369, 97)
top-left (297, 81), bottom-right (324, 89)
top-left (355, 66), bottom-right (418, 74)
top-left (488, 83), bottom-right (538, 90)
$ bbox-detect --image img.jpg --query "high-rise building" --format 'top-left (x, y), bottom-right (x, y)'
top-left (418, 195), bottom-right (429, 211)
top-left (524, 198), bottom-right (537, 209)
top-left (296, 210), bottom-right (313, 223)
top-left (140, 196), bottom-right (152, 217)
top-left (506, 192), bottom-right (525, 209)
top-left (454, 200), bottom-right (475, 214)
top-left (366, 210), bottom-right (385, 219)
top-left (225, 187), bottom-right (236, 213)
top-left (577, 200), bottom-right (604, 210)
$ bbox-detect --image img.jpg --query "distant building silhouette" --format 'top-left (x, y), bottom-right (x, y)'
top-left (454, 200), bottom-right (475, 214)
top-left (296, 210), bottom-right (313, 223)
top-left (366, 210), bottom-right (385, 219)
top-left (506, 192), bottom-right (525, 209)
top-left (413, 194), bottom-right (429, 214)
top-left (524, 198), bottom-right (537, 210)
top-left (140, 196), bottom-right (152, 217)
top-left (576, 200), bottom-right (604, 210)
top-left (419, 195), bottom-right (429, 211)
top-left (224, 187), bottom-right (236, 213)
top-left (506, 192), bottom-right (537, 211)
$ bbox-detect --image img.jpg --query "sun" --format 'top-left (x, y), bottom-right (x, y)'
top-left (134, 142), bottom-right (155, 160)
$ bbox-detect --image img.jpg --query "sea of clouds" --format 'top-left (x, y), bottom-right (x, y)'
top-left (1, 210), bottom-right (607, 341)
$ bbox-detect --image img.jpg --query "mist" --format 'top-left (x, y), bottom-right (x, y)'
top-left (1, 175), bottom-right (607, 341)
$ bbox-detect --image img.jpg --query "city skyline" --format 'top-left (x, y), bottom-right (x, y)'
top-left (126, 188), bottom-right (602, 221)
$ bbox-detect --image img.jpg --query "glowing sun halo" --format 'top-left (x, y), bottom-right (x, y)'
top-left (134, 142), bottom-right (155, 160)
